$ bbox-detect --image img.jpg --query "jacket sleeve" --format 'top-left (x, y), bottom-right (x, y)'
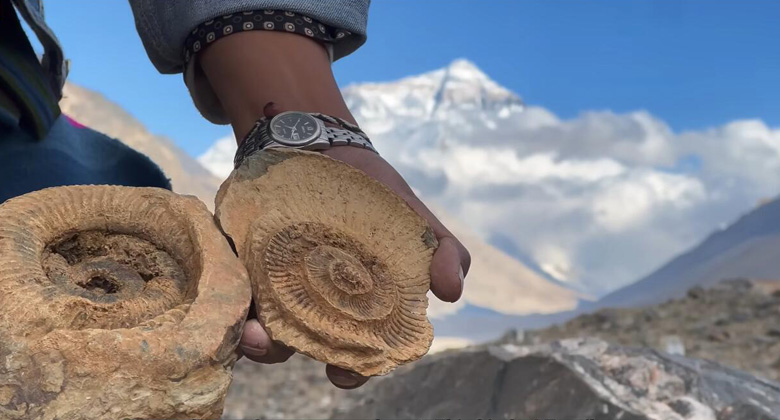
top-left (129, 0), bottom-right (370, 74)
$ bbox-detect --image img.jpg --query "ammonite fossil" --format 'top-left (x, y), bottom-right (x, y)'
top-left (0, 186), bottom-right (251, 420)
top-left (215, 149), bottom-right (436, 376)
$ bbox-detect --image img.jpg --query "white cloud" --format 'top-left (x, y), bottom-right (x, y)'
top-left (200, 62), bottom-right (780, 298)
top-left (346, 80), bottom-right (780, 295)
top-left (198, 134), bottom-right (236, 179)
top-left (535, 243), bottom-right (575, 282)
top-left (589, 170), bottom-right (706, 232)
top-left (416, 147), bottom-right (626, 188)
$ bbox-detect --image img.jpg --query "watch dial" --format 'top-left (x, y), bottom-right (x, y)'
top-left (270, 113), bottom-right (319, 145)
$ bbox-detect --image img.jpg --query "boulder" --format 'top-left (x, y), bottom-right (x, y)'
top-left (333, 338), bottom-right (780, 420)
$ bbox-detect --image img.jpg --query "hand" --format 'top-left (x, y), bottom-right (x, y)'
top-left (199, 30), bottom-right (470, 389)
top-left (237, 104), bottom-right (471, 389)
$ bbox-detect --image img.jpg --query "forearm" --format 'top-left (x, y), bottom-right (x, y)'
top-left (199, 30), bottom-right (356, 142)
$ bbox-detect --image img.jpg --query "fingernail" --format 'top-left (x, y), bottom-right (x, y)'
top-left (240, 345), bottom-right (268, 358)
top-left (459, 265), bottom-right (465, 292)
top-left (330, 373), bottom-right (360, 388)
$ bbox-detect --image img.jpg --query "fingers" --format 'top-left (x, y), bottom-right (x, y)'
top-left (238, 320), bottom-right (369, 390)
top-left (429, 236), bottom-right (465, 302)
top-left (398, 193), bottom-right (471, 302)
top-left (238, 318), bottom-right (294, 364)
top-left (422, 217), bottom-right (470, 302)
top-left (325, 364), bottom-right (370, 389)
top-left (241, 317), bottom-right (369, 388)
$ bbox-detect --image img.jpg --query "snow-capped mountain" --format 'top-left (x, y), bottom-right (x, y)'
top-left (199, 59), bottom-right (525, 180)
top-left (341, 59), bottom-right (525, 180)
top-left (199, 60), bottom-right (584, 325)
top-left (200, 58), bottom-right (780, 311)
top-left (343, 58), bottom-right (523, 122)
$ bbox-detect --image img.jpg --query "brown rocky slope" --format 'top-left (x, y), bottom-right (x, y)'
top-left (59, 83), bottom-right (222, 210)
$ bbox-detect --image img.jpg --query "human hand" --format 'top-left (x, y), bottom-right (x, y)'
top-left (199, 30), bottom-right (470, 389)
top-left (236, 103), bottom-right (471, 389)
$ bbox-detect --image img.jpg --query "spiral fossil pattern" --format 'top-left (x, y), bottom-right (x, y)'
top-left (216, 149), bottom-right (436, 376)
top-left (0, 186), bottom-right (250, 420)
top-left (40, 230), bottom-right (189, 330)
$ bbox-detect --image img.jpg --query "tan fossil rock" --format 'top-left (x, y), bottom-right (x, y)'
top-left (0, 186), bottom-right (251, 420)
top-left (215, 149), bottom-right (436, 377)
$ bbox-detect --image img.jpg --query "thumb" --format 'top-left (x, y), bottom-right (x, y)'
top-left (429, 236), bottom-right (466, 303)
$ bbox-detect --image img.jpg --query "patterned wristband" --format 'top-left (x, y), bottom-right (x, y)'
top-left (183, 10), bottom-right (352, 64)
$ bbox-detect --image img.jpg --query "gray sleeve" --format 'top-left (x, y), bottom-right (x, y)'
top-left (129, 0), bottom-right (370, 74)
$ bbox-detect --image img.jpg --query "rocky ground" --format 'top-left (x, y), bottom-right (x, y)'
top-left (222, 353), bottom-right (352, 419)
top-left (525, 278), bottom-right (780, 381)
top-left (221, 278), bottom-right (780, 418)
top-left (333, 338), bottom-right (780, 420)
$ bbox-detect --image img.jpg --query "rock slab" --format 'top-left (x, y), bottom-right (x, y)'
top-left (333, 338), bottom-right (780, 420)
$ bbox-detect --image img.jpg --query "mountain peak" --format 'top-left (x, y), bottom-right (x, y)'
top-left (444, 58), bottom-right (491, 81)
top-left (342, 58), bottom-right (523, 120)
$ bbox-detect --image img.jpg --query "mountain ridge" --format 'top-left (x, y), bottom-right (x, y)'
top-left (598, 196), bottom-right (780, 308)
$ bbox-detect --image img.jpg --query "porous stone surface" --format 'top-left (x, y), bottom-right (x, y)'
top-left (530, 278), bottom-right (780, 381)
top-left (216, 149), bottom-right (436, 377)
top-left (333, 338), bottom-right (780, 420)
top-left (0, 186), bottom-right (251, 420)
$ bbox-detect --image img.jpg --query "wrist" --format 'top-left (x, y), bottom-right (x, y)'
top-left (199, 30), bottom-right (356, 142)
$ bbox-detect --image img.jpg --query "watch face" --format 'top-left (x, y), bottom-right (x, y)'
top-left (269, 112), bottom-right (320, 146)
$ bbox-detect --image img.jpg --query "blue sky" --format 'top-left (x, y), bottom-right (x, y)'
top-left (43, 1), bottom-right (780, 157)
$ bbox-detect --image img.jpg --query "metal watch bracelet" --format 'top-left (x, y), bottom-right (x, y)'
top-left (233, 113), bottom-right (377, 169)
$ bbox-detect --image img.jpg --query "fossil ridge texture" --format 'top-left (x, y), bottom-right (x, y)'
top-left (0, 186), bottom-right (251, 420)
top-left (215, 149), bottom-right (436, 377)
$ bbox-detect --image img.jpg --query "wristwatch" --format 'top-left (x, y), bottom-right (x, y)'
top-left (234, 111), bottom-right (377, 169)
